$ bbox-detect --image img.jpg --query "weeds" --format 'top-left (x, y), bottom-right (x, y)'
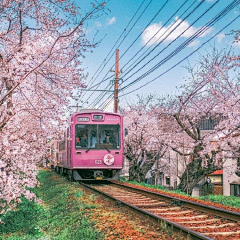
top-left (0, 170), bottom-right (102, 240)
top-left (89, 194), bottom-right (97, 201)
top-left (159, 220), bottom-right (167, 231)
top-left (198, 194), bottom-right (240, 208)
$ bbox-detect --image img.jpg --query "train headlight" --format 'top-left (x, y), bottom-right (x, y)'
top-left (103, 154), bottom-right (114, 165)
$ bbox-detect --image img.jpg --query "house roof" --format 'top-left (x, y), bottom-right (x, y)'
top-left (210, 170), bottom-right (223, 175)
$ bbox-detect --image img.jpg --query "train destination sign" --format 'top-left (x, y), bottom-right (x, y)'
top-left (77, 117), bottom-right (90, 122)
top-left (93, 115), bottom-right (103, 120)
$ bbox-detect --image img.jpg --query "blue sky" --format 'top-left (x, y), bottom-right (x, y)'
top-left (76, 0), bottom-right (240, 111)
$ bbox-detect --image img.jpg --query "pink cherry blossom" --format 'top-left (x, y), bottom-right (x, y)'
top-left (0, 0), bottom-right (106, 212)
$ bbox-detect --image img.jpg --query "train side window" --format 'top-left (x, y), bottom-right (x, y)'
top-left (75, 125), bottom-right (88, 149)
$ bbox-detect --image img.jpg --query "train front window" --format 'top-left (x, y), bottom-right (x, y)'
top-left (98, 125), bottom-right (120, 149)
top-left (75, 125), bottom-right (97, 149)
top-left (75, 124), bottom-right (120, 150)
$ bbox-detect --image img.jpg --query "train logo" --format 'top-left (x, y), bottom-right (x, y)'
top-left (103, 154), bottom-right (115, 165)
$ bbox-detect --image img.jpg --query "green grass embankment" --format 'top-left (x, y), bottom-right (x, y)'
top-left (0, 170), bottom-right (102, 240)
top-left (198, 195), bottom-right (240, 208)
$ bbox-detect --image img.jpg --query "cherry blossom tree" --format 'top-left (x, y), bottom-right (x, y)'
top-left (123, 47), bottom-right (240, 195)
top-left (122, 96), bottom-right (168, 183)
top-left (153, 47), bottom-right (240, 194)
top-left (0, 0), bottom-right (106, 213)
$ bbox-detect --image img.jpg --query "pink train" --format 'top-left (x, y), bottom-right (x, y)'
top-left (55, 110), bottom-right (124, 181)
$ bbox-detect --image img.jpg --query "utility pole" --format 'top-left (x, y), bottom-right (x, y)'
top-left (113, 49), bottom-right (120, 113)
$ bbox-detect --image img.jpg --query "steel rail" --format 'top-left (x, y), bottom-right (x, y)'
top-left (80, 182), bottom-right (213, 240)
top-left (110, 180), bottom-right (240, 222)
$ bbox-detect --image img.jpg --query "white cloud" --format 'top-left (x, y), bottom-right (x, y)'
top-left (107, 17), bottom-right (116, 26)
top-left (217, 33), bottom-right (225, 43)
top-left (141, 17), bottom-right (213, 47)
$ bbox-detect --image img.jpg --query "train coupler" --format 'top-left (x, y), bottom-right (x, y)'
top-left (94, 171), bottom-right (103, 180)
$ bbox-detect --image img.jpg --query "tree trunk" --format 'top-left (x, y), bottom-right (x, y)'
top-left (178, 157), bottom-right (219, 195)
top-left (127, 152), bottom-right (156, 183)
top-left (178, 158), bottom-right (204, 195)
top-left (129, 165), bottom-right (145, 182)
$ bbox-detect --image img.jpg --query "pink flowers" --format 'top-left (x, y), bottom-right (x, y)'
top-left (0, 0), bottom-right (107, 212)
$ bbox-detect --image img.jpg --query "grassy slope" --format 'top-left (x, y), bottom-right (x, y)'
top-left (0, 170), bottom-right (102, 240)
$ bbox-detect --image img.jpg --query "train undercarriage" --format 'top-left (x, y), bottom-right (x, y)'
top-left (54, 166), bottom-right (120, 181)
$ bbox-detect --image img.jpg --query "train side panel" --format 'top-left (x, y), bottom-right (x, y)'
top-left (57, 127), bottom-right (72, 169)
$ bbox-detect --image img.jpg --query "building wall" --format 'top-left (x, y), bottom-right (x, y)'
top-left (120, 157), bottom-right (129, 178)
top-left (223, 158), bottom-right (240, 196)
top-left (209, 175), bottom-right (222, 183)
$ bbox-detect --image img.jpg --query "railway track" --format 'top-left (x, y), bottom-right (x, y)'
top-left (80, 181), bottom-right (240, 240)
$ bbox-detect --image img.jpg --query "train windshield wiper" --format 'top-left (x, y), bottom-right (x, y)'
top-left (86, 147), bottom-right (92, 153)
top-left (103, 145), bottom-right (110, 153)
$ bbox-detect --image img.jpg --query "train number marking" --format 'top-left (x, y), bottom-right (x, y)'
top-left (95, 160), bottom-right (102, 164)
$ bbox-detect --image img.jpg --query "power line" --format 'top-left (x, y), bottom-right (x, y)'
top-left (82, 0), bottom-right (239, 110)
top-left (119, 0), bottom-right (239, 92)
top-left (87, 0), bottom-right (211, 109)
top-left (97, 0), bottom-right (195, 111)
top-left (84, 0), bottom-right (170, 109)
top-left (120, 0), bottom-right (207, 83)
top-left (78, 0), bottom-right (149, 107)
top-left (88, 81), bottom-right (113, 108)
top-left (121, 0), bottom-right (196, 73)
top-left (115, 0), bottom-right (170, 69)
top-left (119, 10), bottom-right (240, 98)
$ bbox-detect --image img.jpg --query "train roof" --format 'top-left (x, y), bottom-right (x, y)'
top-left (71, 109), bottom-right (123, 117)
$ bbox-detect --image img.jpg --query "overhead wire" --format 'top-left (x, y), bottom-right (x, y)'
top-left (121, 0), bottom-right (196, 73)
top-left (91, 0), bottom-right (203, 109)
top-left (87, 81), bottom-right (113, 108)
top-left (86, 0), bottom-right (156, 109)
top-left (113, 0), bottom-right (170, 69)
top-left (101, 97), bottom-right (114, 110)
top-left (119, 5), bottom-right (240, 98)
top-left (100, 0), bottom-right (240, 110)
top-left (80, 0), bottom-right (146, 93)
top-left (84, 0), bottom-right (240, 111)
top-left (81, 0), bottom-right (168, 94)
top-left (119, 0), bottom-right (207, 82)
top-left (86, 0), bottom-right (157, 109)
top-left (79, 0), bottom-right (149, 107)
top-left (84, 77), bottom-right (114, 108)
top-left (118, 84), bottom-right (132, 108)
top-left (89, 0), bottom-right (202, 109)
top-left (86, 0), bottom-right (171, 109)
top-left (120, 0), bottom-right (239, 92)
